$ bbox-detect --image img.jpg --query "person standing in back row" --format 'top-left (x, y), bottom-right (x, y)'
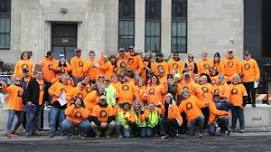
top-left (241, 51), bottom-right (260, 107)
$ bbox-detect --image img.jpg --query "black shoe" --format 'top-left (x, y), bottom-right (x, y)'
top-left (49, 133), bottom-right (55, 138)
top-left (252, 104), bottom-right (256, 108)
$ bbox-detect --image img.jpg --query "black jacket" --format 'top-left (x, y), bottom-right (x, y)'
top-left (24, 78), bottom-right (44, 105)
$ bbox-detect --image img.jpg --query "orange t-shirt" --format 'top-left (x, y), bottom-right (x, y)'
top-left (197, 59), bottom-right (213, 75)
top-left (70, 56), bottom-right (85, 78)
top-left (115, 81), bottom-right (135, 105)
top-left (65, 105), bottom-right (89, 125)
top-left (146, 83), bottom-right (168, 105)
top-left (151, 61), bottom-right (169, 76)
top-left (222, 56), bottom-right (241, 77)
top-left (228, 83), bottom-right (247, 107)
top-left (14, 60), bottom-right (34, 78)
top-left (241, 58), bottom-right (260, 82)
top-left (167, 59), bottom-right (185, 74)
top-left (179, 95), bottom-right (204, 122)
top-left (91, 105), bottom-right (115, 122)
top-left (84, 91), bottom-right (100, 115)
top-left (3, 84), bottom-right (24, 111)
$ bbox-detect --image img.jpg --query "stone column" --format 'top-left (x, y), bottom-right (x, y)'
top-left (135, 0), bottom-right (145, 51)
top-left (161, 0), bottom-right (172, 57)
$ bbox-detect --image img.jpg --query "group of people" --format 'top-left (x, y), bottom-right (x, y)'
top-left (2, 46), bottom-right (260, 139)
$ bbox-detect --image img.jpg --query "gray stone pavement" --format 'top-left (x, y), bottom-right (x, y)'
top-left (0, 130), bottom-right (271, 152)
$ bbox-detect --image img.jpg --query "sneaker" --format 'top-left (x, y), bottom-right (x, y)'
top-left (239, 129), bottom-right (245, 133)
top-left (49, 133), bottom-right (55, 138)
top-left (161, 135), bottom-right (169, 139)
top-left (66, 135), bottom-right (74, 140)
top-left (215, 127), bottom-right (222, 136)
top-left (25, 132), bottom-right (31, 137)
top-left (106, 135), bottom-right (111, 138)
top-left (5, 131), bottom-right (12, 138)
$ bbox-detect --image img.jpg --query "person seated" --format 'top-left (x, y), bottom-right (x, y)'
top-left (61, 98), bottom-right (89, 139)
top-left (90, 95), bottom-right (116, 138)
top-left (115, 102), bottom-right (135, 138)
top-left (207, 95), bottom-right (230, 136)
top-left (179, 89), bottom-right (207, 137)
top-left (145, 103), bottom-right (161, 137)
top-left (131, 99), bottom-right (148, 138)
top-left (160, 93), bottom-right (183, 139)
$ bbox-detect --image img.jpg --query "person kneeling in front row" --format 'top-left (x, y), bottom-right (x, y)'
top-left (61, 98), bottom-right (89, 139)
top-left (90, 95), bottom-right (116, 138)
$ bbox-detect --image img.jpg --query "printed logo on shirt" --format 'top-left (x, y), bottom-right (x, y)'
top-left (122, 85), bottom-right (129, 91)
top-left (244, 63), bottom-right (251, 70)
top-left (100, 110), bottom-right (108, 118)
top-left (203, 64), bottom-right (210, 69)
top-left (75, 111), bottom-right (82, 118)
top-left (189, 64), bottom-right (193, 71)
top-left (227, 61), bottom-right (234, 68)
top-left (201, 87), bottom-right (209, 93)
top-left (78, 61), bottom-right (84, 67)
top-left (186, 102), bottom-right (193, 110)
top-left (231, 88), bottom-right (238, 95)
top-left (128, 58), bottom-right (134, 65)
top-left (149, 88), bottom-right (155, 95)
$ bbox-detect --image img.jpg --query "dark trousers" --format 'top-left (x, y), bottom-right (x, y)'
top-left (202, 107), bottom-right (209, 129)
top-left (163, 119), bottom-right (179, 137)
top-left (231, 106), bottom-right (245, 130)
top-left (243, 82), bottom-right (256, 105)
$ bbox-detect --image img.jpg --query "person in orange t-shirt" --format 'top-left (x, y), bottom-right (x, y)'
top-left (184, 54), bottom-right (198, 75)
top-left (70, 49), bottom-right (85, 85)
top-left (146, 75), bottom-right (168, 106)
top-left (61, 98), bottom-right (89, 139)
top-left (84, 50), bottom-right (100, 81)
top-left (222, 49), bottom-right (241, 80)
top-left (134, 79), bottom-right (147, 103)
top-left (151, 53), bottom-right (169, 76)
top-left (179, 89), bottom-right (208, 136)
top-left (213, 52), bottom-right (224, 74)
top-left (228, 74), bottom-right (248, 133)
top-left (115, 74), bottom-right (135, 105)
top-left (197, 51), bottom-right (213, 75)
top-left (160, 93), bottom-right (183, 139)
top-left (14, 52), bottom-right (34, 78)
top-left (39, 51), bottom-right (58, 83)
top-left (90, 95), bottom-right (116, 138)
top-left (1, 78), bottom-right (24, 137)
top-left (168, 52), bottom-right (185, 75)
top-left (241, 51), bottom-right (260, 107)
top-left (125, 46), bottom-right (144, 80)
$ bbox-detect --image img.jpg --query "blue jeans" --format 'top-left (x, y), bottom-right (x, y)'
top-left (7, 110), bottom-right (24, 131)
top-left (146, 127), bottom-right (154, 137)
top-left (115, 124), bottom-right (131, 138)
top-left (217, 117), bottom-right (229, 131)
top-left (61, 119), bottom-right (90, 136)
top-left (49, 106), bottom-right (65, 135)
top-left (189, 115), bottom-right (205, 134)
top-left (25, 104), bottom-right (38, 134)
top-left (139, 127), bottom-right (146, 138)
top-left (231, 106), bottom-right (245, 130)
top-left (159, 117), bottom-right (166, 135)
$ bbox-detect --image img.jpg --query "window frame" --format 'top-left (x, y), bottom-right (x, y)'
top-left (118, 0), bottom-right (135, 50)
top-left (171, 0), bottom-right (187, 53)
top-left (0, 0), bottom-right (11, 50)
top-left (145, 0), bottom-right (162, 52)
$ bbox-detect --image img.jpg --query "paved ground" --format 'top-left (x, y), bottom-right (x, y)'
top-left (0, 134), bottom-right (271, 152)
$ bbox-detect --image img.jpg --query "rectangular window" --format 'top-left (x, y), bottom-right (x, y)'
top-left (0, 0), bottom-right (11, 49)
top-left (145, 0), bottom-right (161, 52)
top-left (171, 0), bottom-right (187, 53)
top-left (118, 0), bottom-right (135, 50)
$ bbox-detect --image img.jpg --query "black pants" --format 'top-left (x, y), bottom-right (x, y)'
top-left (243, 82), bottom-right (256, 105)
top-left (163, 119), bottom-right (179, 137)
top-left (202, 107), bottom-right (209, 129)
